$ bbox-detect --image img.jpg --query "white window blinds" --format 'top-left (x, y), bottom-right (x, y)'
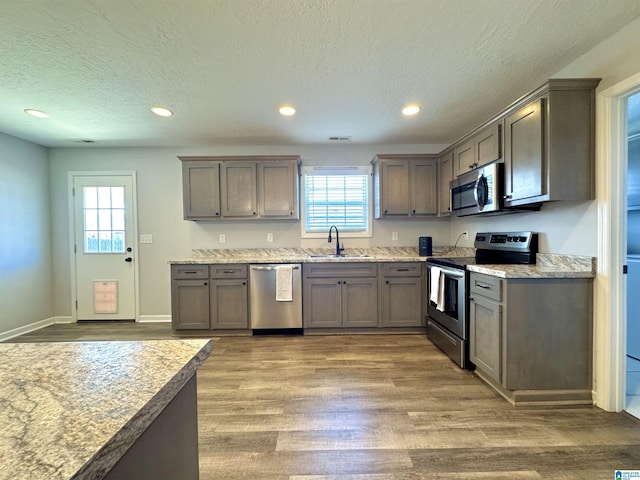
top-left (303, 167), bottom-right (370, 234)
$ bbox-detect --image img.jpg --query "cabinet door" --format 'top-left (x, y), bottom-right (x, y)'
top-left (454, 141), bottom-right (474, 176)
top-left (182, 162), bottom-right (221, 219)
top-left (342, 278), bottom-right (378, 327)
top-left (410, 159), bottom-right (437, 216)
top-left (221, 162), bottom-right (258, 217)
top-left (381, 277), bottom-right (422, 327)
top-left (438, 152), bottom-right (453, 216)
top-left (210, 279), bottom-right (248, 329)
top-left (380, 160), bottom-right (410, 215)
top-left (475, 123), bottom-right (501, 168)
top-left (303, 278), bottom-right (342, 327)
top-left (504, 98), bottom-right (546, 205)
top-left (258, 161), bottom-right (299, 218)
top-left (171, 279), bottom-right (210, 330)
top-left (469, 294), bottom-right (502, 383)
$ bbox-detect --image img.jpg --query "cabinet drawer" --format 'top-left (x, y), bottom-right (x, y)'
top-left (382, 262), bottom-right (422, 277)
top-left (303, 263), bottom-right (378, 278)
top-left (470, 272), bottom-right (502, 302)
top-left (210, 264), bottom-right (247, 279)
top-left (172, 264), bottom-right (209, 279)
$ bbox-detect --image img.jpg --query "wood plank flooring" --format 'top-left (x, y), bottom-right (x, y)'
top-left (7, 323), bottom-right (640, 479)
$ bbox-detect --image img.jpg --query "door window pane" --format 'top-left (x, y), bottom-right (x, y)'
top-left (83, 186), bottom-right (125, 253)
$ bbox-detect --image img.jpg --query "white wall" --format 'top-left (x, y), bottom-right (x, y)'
top-left (452, 15), bottom-right (640, 257)
top-left (0, 132), bottom-right (53, 332)
top-left (48, 144), bottom-right (450, 317)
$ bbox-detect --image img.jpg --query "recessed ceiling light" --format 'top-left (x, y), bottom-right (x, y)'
top-left (402, 104), bottom-right (421, 116)
top-left (24, 109), bottom-right (49, 119)
top-left (151, 106), bottom-right (173, 117)
top-left (278, 105), bottom-right (296, 116)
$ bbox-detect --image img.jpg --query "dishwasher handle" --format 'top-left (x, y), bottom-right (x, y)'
top-left (250, 265), bottom-right (300, 271)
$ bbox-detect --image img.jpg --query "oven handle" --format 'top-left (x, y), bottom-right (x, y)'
top-left (428, 265), bottom-right (465, 278)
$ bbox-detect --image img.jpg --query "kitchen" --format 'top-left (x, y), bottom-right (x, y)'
top-left (2, 1), bottom-right (640, 478)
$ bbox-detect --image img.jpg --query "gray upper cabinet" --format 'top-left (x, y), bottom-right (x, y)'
top-left (221, 161), bottom-right (258, 217)
top-left (372, 154), bottom-right (438, 218)
top-left (179, 156), bottom-right (300, 220)
top-left (258, 161), bottom-right (299, 218)
top-left (453, 123), bottom-right (501, 177)
top-left (438, 150), bottom-right (453, 216)
top-left (181, 160), bottom-right (221, 220)
top-left (503, 79), bottom-right (600, 207)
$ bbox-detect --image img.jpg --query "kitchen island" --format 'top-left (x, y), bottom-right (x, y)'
top-left (0, 339), bottom-right (211, 480)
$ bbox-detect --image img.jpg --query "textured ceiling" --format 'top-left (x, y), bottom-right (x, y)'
top-left (1, 0), bottom-right (640, 148)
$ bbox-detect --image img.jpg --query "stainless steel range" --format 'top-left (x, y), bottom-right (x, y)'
top-left (426, 231), bottom-right (538, 368)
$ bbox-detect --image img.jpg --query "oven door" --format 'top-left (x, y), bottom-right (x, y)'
top-left (427, 264), bottom-right (467, 339)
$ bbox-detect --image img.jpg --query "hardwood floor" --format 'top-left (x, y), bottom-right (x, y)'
top-left (7, 323), bottom-right (640, 479)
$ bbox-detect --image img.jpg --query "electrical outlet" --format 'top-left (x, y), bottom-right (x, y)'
top-left (219, 233), bottom-right (226, 243)
top-left (392, 232), bottom-right (399, 241)
top-left (139, 234), bottom-right (153, 244)
top-left (267, 233), bottom-right (273, 242)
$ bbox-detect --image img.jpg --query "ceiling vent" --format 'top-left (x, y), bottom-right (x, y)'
top-left (328, 136), bottom-right (351, 142)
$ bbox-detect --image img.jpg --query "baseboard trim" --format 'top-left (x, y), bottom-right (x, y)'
top-left (138, 315), bottom-right (171, 323)
top-left (1, 317), bottom-right (55, 342)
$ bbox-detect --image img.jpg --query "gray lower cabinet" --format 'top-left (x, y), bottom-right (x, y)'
top-left (171, 264), bottom-right (248, 330)
top-left (171, 265), bottom-right (210, 330)
top-left (380, 263), bottom-right (423, 327)
top-left (303, 263), bottom-right (378, 328)
top-left (469, 271), bottom-right (593, 405)
top-left (209, 264), bottom-right (248, 329)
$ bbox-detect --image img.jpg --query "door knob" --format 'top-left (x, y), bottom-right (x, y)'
top-left (124, 257), bottom-right (133, 262)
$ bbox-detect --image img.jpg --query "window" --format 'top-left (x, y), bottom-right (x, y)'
top-left (302, 166), bottom-right (371, 237)
top-left (83, 186), bottom-right (126, 253)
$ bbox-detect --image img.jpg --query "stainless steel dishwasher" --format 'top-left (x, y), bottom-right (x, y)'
top-left (249, 264), bottom-right (303, 331)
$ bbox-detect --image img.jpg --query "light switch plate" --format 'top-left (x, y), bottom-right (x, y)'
top-left (140, 234), bottom-right (153, 244)
top-left (392, 232), bottom-right (399, 241)
top-left (267, 233), bottom-right (273, 242)
top-left (219, 233), bottom-right (226, 243)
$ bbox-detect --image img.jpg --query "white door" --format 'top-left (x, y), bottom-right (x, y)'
top-left (72, 174), bottom-right (137, 320)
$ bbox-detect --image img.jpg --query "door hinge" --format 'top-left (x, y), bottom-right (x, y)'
top-left (72, 187), bottom-right (75, 196)
top-left (623, 265), bottom-right (628, 274)
top-left (75, 300), bottom-right (78, 310)
top-left (74, 244), bottom-right (77, 254)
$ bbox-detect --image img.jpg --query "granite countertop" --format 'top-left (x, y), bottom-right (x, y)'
top-left (467, 253), bottom-right (596, 279)
top-left (168, 246), bottom-right (475, 264)
top-left (0, 339), bottom-right (212, 480)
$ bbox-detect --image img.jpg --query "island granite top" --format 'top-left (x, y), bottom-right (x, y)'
top-left (0, 339), bottom-right (211, 480)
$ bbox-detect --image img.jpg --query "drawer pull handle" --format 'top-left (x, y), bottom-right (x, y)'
top-left (223, 270), bottom-right (236, 274)
top-left (475, 283), bottom-right (492, 289)
top-left (397, 268), bottom-right (410, 272)
top-left (183, 271), bottom-right (199, 274)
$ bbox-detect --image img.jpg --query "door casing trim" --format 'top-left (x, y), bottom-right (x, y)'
top-left (595, 72), bottom-right (640, 411)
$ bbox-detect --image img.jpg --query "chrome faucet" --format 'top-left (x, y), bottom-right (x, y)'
top-left (328, 225), bottom-right (344, 256)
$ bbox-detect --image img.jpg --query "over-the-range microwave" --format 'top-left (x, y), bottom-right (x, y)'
top-left (450, 162), bottom-right (540, 217)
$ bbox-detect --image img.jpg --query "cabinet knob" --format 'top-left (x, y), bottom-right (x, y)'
top-left (215, 212), bottom-right (220, 216)
top-left (385, 280), bottom-right (389, 284)
top-left (242, 282), bottom-right (246, 285)
top-left (290, 211), bottom-right (293, 215)
top-left (337, 281), bottom-right (341, 284)
top-left (384, 210), bottom-right (388, 214)
top-left (253, 212), bottom-right (257, 215)
top-left (412, 209), bottom-right (416, 214)
top-left (204, 282), bottom-right (208, 286)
